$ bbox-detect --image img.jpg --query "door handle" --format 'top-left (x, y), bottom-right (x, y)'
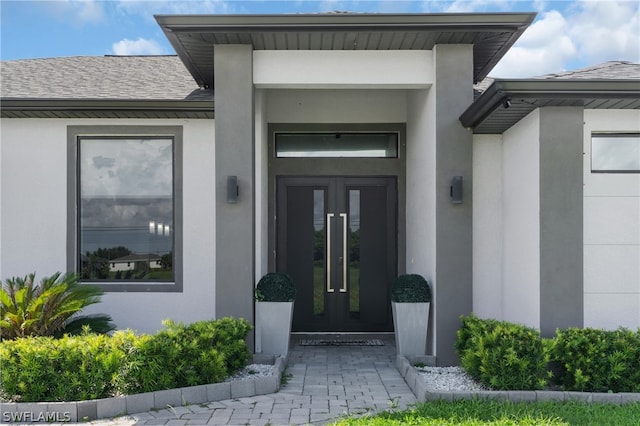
top-left (340, 213), bottom-right (347, 293)
top-left (326, 213), bottom-right (334, 293)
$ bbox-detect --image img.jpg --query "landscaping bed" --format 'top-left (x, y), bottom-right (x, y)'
top-left (0, 355), bottom-right (286, 423)
top-left (396, 315), bottom-right (640, 403)
top-left (0, 317), bottom-right (291, 423)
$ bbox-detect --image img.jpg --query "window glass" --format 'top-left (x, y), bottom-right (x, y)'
top-left (313, 189), bottom-right (325, 316)
top-left (79, 137), bottom-right (174, 281)
top-left (592, 134), bottom-right (640, 173)
top-left (348, 190), bottom-right (360, 318)
top-left (275, 133), bottom-right (398, 158)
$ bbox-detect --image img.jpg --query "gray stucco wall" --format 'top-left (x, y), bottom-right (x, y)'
top-left (214, 45), bottom-right (255, 346)
top-left (433, 45), bottom-right (474, 366)
top-left (539, 106), bottom-right (584, 336)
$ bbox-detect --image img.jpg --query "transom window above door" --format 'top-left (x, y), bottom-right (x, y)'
top-left (275, 132), bottom-right (398, 158)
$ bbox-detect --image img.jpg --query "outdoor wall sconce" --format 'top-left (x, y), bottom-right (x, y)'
top-left (450, 176), bottom-right (463, 204)
top-left (227, 176), bottom-right (239, 203)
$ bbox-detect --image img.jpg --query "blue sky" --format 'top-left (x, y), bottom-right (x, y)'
top-left (1, 0), bottom-right (639, 77)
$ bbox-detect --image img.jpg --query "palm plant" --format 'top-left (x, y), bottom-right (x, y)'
top-left (0, 272), bottom-right (115, 339)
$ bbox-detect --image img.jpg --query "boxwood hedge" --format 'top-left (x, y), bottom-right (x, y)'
top-left (456, 314), bottom-right (640, 393)
top-left (0, 317), bottom-right (251, 402)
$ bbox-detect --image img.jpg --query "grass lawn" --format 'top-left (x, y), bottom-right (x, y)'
top-left (331, 400), bottom-right (640, 426)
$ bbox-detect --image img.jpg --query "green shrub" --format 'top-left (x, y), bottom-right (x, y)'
top-left (0, 317), bottom-right (252, 402)
top-left (456, 314), bottom-right (549, 390)
top-left (391, 274), bottom-right (431, 303)
top-left (206, 316), bottom-right (253, 373)
top-left (455, 314), bottom-right (501, 356)
top-left (0, 272), bottom-right (115, 339)
top-left (0, 330), bottom-right (127, 402)
top-left (117, 317), bottom-right (251, 394)
top-left (550, 327), bottom-right (640, 393)
top-left (255, 273), bottom-right (296, 302)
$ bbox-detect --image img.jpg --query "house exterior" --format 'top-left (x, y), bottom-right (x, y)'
top-left (1, 13), bottom-right (638, 366)
top-left (463, 62), bottom-right (640, 336)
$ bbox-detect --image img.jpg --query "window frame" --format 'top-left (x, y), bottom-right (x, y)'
top-left (274, 132), bottom-right (399, 158)
top-left (591, 132), bottom-right (640, 174)
top-left (67, 126), bottom-right (183, 292)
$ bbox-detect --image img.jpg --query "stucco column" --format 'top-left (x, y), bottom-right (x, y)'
top-left (433, 44), bottom-right (474, 365)
top-left (214, 45), bottom-right (255, 345)
top-left (539, 106), bottom-right (584, 336)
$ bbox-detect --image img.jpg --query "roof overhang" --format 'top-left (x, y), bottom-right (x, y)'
top-left (155, 12), bottom-right (536, 88)
top-left (459, 80), bottom-right (640, 134)
top-left (0, 99), bottom-right (215, 119)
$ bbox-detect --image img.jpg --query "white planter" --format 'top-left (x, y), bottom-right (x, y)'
top-left (255, 301), bottom-right (294, 356)
top-left (391, 301), bottom-right (430, 356)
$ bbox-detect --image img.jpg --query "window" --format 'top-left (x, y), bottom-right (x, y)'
top-left (275, 132), bottom-right (398, 158)
top-left (592, 133), bottom-right (640, 173)
top-left (68, 126), bottom-right (182, 292)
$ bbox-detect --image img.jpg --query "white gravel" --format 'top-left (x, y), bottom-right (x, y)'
top-left (416, 366), bottom-right (489, 392)
top-left (225, 364), bottom-right (487, 393)
top-left (224, 363), bottom-right (276, 382)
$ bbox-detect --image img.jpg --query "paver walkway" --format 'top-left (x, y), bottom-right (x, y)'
top-left (92, 334), bottom-right (416, 425)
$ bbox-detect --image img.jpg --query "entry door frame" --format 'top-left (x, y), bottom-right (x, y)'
top-left (267, 123), bottom-right (407, 305)
top-left (277, 176), bottom-right (398, 332)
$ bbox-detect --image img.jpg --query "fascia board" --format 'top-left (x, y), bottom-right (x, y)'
top-left (155, 13), bottom-right (536, 31)
top-left (1, 99), bottom-right (214, 112)
top-left (460, 79), bottom-right (640, 129)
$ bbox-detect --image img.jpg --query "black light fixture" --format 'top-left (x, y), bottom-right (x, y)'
top-left (450, 176), bottom-right (463, 204)
top-left (227, 176), bottom-right (239, 203)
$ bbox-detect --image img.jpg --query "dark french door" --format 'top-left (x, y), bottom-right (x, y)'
top-left (276, 177), bottom-right (397, 332)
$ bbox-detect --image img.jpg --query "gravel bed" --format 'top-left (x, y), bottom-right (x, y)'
top-left (225, 363), bottom-right (487, 393)
top-left (416, 366), bottom-right (489, 392)
top-left (224, 363), bottom-right (276, 382)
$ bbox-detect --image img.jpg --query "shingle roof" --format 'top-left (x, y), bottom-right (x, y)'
top-left (1, 55), bottom-right (212, 101)
top-left (473, 61), bottom-right (640, 98)
top-left (536, 61), bottom-right (640, 80)
top-left (462, 61), bottom-right (640, 134)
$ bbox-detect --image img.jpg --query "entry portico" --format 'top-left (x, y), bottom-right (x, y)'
top-left (156, 12), bottom-right (535, 365)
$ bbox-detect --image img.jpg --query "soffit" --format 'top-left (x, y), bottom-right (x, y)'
top-left (155, 13), bottom-right (536, 88)
top-left (460, 79), bottom-right (640, 134)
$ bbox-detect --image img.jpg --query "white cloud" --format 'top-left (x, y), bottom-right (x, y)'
top-left (112, 38), bottom-right (166, 55)
top-left (568, 0), bottom-right (640, 64)
top-left (115, 0), bottom-right (234, 20)
top-left (318, 0), bottom-right (351, 12)
top-left (421, 0), bottom-right (513, 13)
top-left (490, 0), bottom-right (639, 78)
top-left (45, 0), bottom-right (105, 25)
top-left (445, 0), bottom-right (512, 13)
top-left (490, 10), bottom-right (577, 77)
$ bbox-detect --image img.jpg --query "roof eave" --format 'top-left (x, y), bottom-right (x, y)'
top-left (0, 99), bottom-right (215, 119)
top-left (155, 12), bottom-right (536, 87)
top-left (460, 79), bottom-right (640, 130)
top-left (154, 12), bottom-right (536, 30)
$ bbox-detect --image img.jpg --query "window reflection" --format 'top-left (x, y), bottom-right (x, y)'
top-left (592, 134), bottom-right (640, 172)
top-left (276, 133), bottom-right (398, 158)
top-left (313, 190), bottom-right (325, 316)
top-left (79, 138), bottom-right (174, 281)
top-left (349, 190), bottom-right (360, 318)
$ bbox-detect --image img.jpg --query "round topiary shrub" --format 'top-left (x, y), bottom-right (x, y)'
top-left (255, 273), bottom-right (296, 302)
top-left (391, 274), bottom-right (431, 303)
